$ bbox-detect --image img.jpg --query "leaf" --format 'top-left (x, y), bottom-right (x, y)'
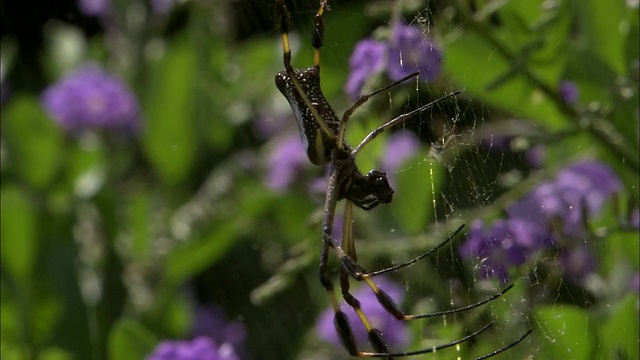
top-left (2, 95), bottom-right (63, 189)
top-left (108, 318), bottom-right (157, 360)
top-left (581, 0), bottom-right (632, 75)
top-left (39, 347), bottom-right (74, 360)
top-left (0, 185), bottom-right (38, 284)
top-left (142, 37), bottom-right (197, 185)
top-left (444, 32), bottom-right (567, 130)
top-left (392, 156), bottom-right (443, 235)
top-left (534, 306), bottom-right (592, 360)
top-left (164, 219), bottom-right (239, 286)
top-left (597, 294), bottom-right (640, 360)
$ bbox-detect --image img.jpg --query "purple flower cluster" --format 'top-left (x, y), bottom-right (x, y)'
top-left (460, 160), bottom-right (621, 282)
top-left (146, 337), bottom-right (239, 360)
top-left (78, 0), bottom-right (110, 17)
top-left (345, 22), bottom-right (442, 99)
top-left (380, 131), bottom-right (420, 176)
top-left (558, 81), bottom-right (579, 104)
top-left (41, 65), bottom-right (141, 134)
top-left (151, 0), bottom-right (175, 14)
top-left (264, 133), bottom-right (310, 192)
top-left (147, 303), bottom-right (247, 360)
top-left (191, 305), bottom-right (246, 352)
top-left (316, 277), bottom-right (409, 350)
top-left (78, 0), bottom-right (173, 17)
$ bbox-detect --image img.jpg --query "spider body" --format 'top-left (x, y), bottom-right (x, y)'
top-left (274, 0), bottom-right (530, 358)
top-left (275, 67), bottom-right (342, 166)
top-left (276, 66), bottom-right (394, 210)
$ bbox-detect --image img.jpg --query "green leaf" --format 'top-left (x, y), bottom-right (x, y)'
top-left (2, 95), bottom-right (63, 189)
top-left (108, 319), bottom-right (157, 360)
top-left (164, 219), bottom-right (239, 286)
top-left (392, 156), bottom-right (443, 235)
top-left (128, 192), bottom-right (153, 261)
top-left (39, 347), bottom-right (74, 360)
top-left (0, 185), bottom-right (38, 284)
top-left (444, 33), bottom-right (567, 130)
top-left (597, 294), bottom-right (640, 359)
top-left (143, 37), bottom-right (197, 185)
top-left (534, 306), bottom-right (592, 360)
top-left (581, 0), bottom-right (632, 75)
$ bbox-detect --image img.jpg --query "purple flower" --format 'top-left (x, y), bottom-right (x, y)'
top-left (631, 272), bottom-right (639, 293)
top-left (557, 245), bottom-right (596, 281)
top-left (630, 208), bottom-right (639, 229)
top-left (78, 0), bottom-right (111, 17)
top-left (254, 113), bottom-right (290, 139)
top-left (461, 160), bottom-right (621, 282)
top-left (41, 65), bottom-right (141, 134)
top-left (308, 175), bottom-right (328, 196)
top-left (556, 161), bottom-right (621, 214)
top-left (192, 305), bottom-right (246, 351)
top-left (387, 23), bottom-right (442, 82)
top-left (146, 337), bottom-right (239, 360)
top-left (526, 144), bottom-right (545, 168)
top-left (345, 40), bottom-right (387, 100)
top-left (459, 220), bottom-right (531, 283)
top-left (265, 134), bottom-right (309, 192)
top-left (559, 81), bottom-right (579, 104)
top-left (508, 160), bottom-right (621, 236)
top-left (480, 135), bottom-right (512, 151)
top-left (316, 277), bottom-right (409, 349)
top-left (508, 181), bottom-right (576, 234)
top-left (380, 131), bottom-right (420, 176)
top-left (151, 0), bottom-right (174, 14)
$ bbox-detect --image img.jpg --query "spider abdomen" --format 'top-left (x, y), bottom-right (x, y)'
top-left (275, 66), bottom-right (341, 165)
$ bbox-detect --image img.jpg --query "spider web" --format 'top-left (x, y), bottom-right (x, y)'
top-left (273, 4), bottom-right (535, 359)
top-left (248, 1), bottom-right (636, 359)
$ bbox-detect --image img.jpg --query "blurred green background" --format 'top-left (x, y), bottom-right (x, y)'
top-left (1, 0), bottom-right (638, 359)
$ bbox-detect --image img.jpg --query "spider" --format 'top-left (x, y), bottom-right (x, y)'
top-left (274, 1), bottom-right (531, 358)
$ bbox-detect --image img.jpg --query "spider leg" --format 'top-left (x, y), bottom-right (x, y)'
top-left (338, 199), bottom-right (397, 358)
top-left (335, 223), bottom-right (515, 321)
top-left (352, 91), bottom-right (461, 156)
top-left (337, 72), bottom-right (421, 146)
top-left (335, 245), bottom-right (527, 359)
top-left (329, 199), bottom-right (508, 358)
top-left (318, 159), bottom-right (394, 357)
top-left (365, 224), bottom-right (465, 277)
top-left (312, 1), bottom-right (328, 67)
top-left (319, 159), bottom-right (365, 356)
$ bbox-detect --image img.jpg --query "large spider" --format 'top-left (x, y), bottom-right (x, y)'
top-left (274, 1), bottom-right (530, 358)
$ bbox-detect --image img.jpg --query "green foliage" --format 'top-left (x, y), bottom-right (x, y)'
top-left (143, 37), bottom-right (197, 185)
top-left (535, 306), bottom-right (592, 360)
top-left (1, 0), bottom-right (637, 359)
top-left (2, 95), bottom-right (63, 189)
top-left (108, 319), bottom-right (157, 360)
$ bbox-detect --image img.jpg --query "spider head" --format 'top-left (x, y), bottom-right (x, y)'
top-left (366, 170), bottom-right (394, 205)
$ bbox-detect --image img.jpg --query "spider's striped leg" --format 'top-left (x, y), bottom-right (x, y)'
top-left (336, 224), bottom-right (515, 322)
top-left (274, 0), bottom-right (330, 69)
top-left (312, 1), bottom-right (328, 67)
top-left (319, 160), bottom-right (394, 358)
top-left (333, 226), bottom-right (531, 359)
top-left (327, 204), bottom-right (500, 358)
top-left (319, 160), bottom-right (362, 356)
top-left (337, 200), bottom-right (393, 358)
